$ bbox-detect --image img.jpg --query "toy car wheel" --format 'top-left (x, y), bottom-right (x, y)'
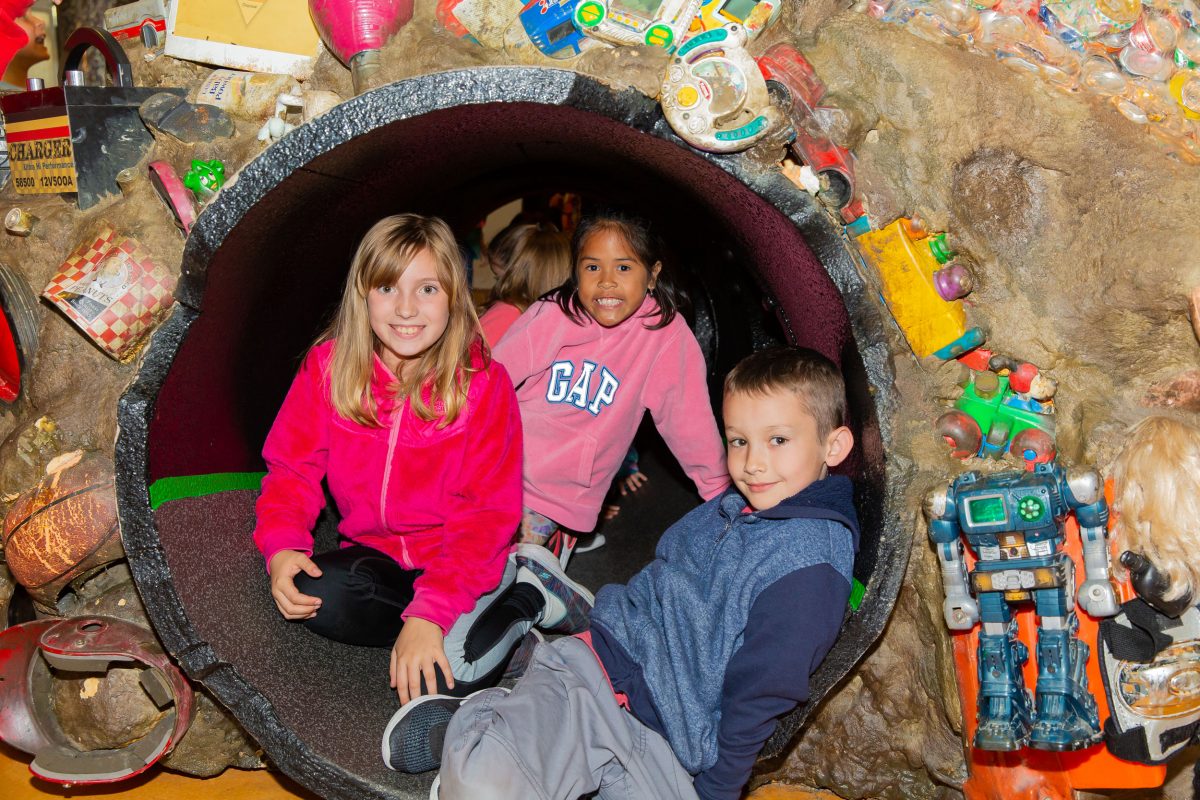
top-left (818, 169), bottom-right (852, 208)
top-left (935, 410), bottom-right (982, 459)
top-left (1011, 427), bottom-right (1055, 465)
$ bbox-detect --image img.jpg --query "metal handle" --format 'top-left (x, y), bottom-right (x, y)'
top-left (61, 26), bottom-right (135, 88)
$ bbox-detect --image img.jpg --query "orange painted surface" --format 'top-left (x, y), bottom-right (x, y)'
top-left (0, 742), bottom-right (313, 800)
top-left (950, 483), bottom-right (1166, 800)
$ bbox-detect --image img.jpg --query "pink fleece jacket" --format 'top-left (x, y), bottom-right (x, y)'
top-left (252, 339), bottom-right (523, 634)
top-left (492, 297), bottom-right (730, 531)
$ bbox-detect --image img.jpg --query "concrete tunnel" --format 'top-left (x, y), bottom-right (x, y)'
top-left (113, 67), bottom-right (911, 800)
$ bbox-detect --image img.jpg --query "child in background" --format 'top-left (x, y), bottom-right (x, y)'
top-left (389, 346), bottom-right (859, 800)
top-left (478, 222), bottom-right (571, 346)
top-left (252, 214), bottom-right (593, 734)
top-left (492, 212), bottom-right (729, 563)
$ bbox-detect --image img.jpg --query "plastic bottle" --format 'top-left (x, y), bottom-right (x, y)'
top-left (1169, 69), bottom-right (1200, 116)
top-left (1096, 0), bottom-right (1144, 29)
top-left (933, 0), bottom-right (983, 36)
top-left (1080, 52), bottom-right (1129, 93)
top-left (1120, 42), bottom-right (1177, 79)
top-left (1175, 24), bottom-right (1200, 66)
top-left (1128, 8), bottom-right (1180, 53)
top-left (979, 10), bottom-right (1032, 46)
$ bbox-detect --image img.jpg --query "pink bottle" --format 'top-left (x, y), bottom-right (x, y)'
top-left (308, 0), bottom-right (414, 94)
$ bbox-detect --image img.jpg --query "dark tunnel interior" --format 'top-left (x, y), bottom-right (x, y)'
top-left (148, 100), bottom-right (868, 481)
top-left (118, 74), bottom-right (902, 800)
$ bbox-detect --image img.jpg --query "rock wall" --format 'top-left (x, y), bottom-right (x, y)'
top-left (755, 9), bottom-right (1200, 800)
top-left (0, 0), bottom-right (1196, 794)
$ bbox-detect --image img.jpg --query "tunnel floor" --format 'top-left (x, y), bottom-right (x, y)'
top-left (150, 431), bottom-right (693, 797)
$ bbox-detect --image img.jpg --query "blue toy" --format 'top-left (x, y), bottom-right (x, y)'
top-left (926, 461), bottom-right (1119, 752)
top-left (520, 0), bottom-right (588, 58)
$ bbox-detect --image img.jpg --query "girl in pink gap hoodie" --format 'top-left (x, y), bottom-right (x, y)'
top-left (492, 213), bottom-right (731, 563)
top-left (252, 214), bottom-right (528, 710)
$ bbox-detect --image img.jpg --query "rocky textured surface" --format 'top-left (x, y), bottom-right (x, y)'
top-left (752, 10), bottom-right (1200, 800)
top-left (0, 2), bottom-right (1196, 797)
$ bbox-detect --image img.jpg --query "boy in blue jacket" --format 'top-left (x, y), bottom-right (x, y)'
top-left (390, 346), bottom-right (858, 800)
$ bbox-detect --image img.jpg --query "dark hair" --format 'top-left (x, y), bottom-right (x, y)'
top-left (548, 213), bottom-right (683, 330)
top-left (723, 346), bottom-right (847, 438)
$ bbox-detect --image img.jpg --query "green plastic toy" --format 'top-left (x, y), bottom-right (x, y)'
top-left (183, 159), bottom-right (225, 199)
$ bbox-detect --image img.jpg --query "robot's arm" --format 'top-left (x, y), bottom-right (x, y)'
top-left (1066, 468), bottom-right (1119, 618)
top-left (1121, 551), bottom-right (1195, 618)
top-left (926, 485), bottom-right (979, 630)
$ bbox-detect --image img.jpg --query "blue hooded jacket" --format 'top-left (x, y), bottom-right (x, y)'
top-left (590, 475), bottom-right (859, 800)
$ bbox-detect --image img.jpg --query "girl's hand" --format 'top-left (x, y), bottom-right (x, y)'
top-left (620, 470), bottom-right (649, 495)
top-left (390, 617), bottom-right (453, 705)
top-left (268, 550), bottom-right (323, 620)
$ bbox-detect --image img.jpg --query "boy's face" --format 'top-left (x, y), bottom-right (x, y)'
top-left (723, 387), bottom-right (852, 511)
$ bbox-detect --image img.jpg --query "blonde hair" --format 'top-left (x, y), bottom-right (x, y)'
top-left (1111, 415), bottom-right (1200, 603)
top-left (321, 213), bottom-right (481, 427)
top-left (484, 223), bottom-right (571, 313)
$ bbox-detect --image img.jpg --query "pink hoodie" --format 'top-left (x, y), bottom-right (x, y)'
top-left (492, 297), bottom-right (729, 531)
top-left (252, 339), bottom-right (523, 634)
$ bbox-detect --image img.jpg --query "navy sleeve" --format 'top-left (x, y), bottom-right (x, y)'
top-left (692, 564), bottom-right (850, 800)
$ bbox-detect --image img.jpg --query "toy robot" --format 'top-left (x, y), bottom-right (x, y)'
top-left (926, 460), bottom-right (1119, 751)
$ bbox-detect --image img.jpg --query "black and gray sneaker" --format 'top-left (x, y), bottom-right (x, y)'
top-left (383, 693), bottom-right (466, 773)
top-left (382, 688), bottom-right (508, 773)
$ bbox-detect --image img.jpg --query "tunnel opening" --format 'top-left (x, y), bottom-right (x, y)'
top-left (115, 68), bottom-right (910, 800)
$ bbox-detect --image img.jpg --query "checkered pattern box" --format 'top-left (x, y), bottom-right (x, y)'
top-left (41, 224), bottom-right (176, 361)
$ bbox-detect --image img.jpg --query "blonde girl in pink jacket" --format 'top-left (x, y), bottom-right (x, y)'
top-left (253, 215), bottom-right (595, 757)
top-left (493, 213), bottom-right (731, 565)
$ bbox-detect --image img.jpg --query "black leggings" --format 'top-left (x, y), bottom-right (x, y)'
top-left (294, 544), bottom-right (541, 697)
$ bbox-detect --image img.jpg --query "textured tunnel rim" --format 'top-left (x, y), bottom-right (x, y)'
top-left (115, 67), bottom-right (912, 800)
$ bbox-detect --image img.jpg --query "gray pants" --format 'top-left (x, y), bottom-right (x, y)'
top-left (440, 636), bottom-right (699, 800)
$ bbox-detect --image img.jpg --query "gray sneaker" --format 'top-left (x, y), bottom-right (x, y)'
top-left (383, 687), bottom-right (512, 774)
top-left (515, 543), bottom-right (595, 634)
top-left (383, 693), bottom-right (464, 773)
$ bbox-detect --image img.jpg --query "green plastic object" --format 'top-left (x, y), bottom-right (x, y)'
top-left (849, 578), bottom-right (865, 611)
top-left (955, 374), bottom-right (1054, 455)
top-left (928, 233), bottom-right (956, 264)
top-left (183, 158), bottom-right (226, 199)
top-left (149, 471), bottom-right (265, 508)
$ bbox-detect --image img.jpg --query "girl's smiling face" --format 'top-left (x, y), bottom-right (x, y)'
top-left (367, 248), bottom-right (450, 377)
top-left (575, 228), bottom-right (662, 328)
